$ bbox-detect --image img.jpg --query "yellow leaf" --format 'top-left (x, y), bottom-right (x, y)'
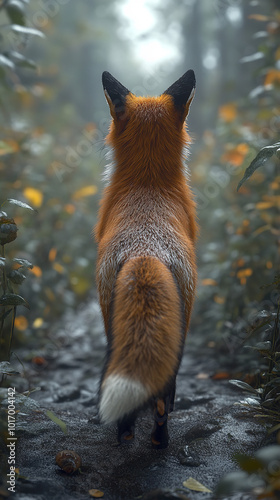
top-left (264, 69), bottom-right (280, 86)
top-left (221, 143), bottom-right (249, 167)
top-left (14, 316), bottom-right (28, 331)
top-left (237, 268), bottom-right (253, 279)
top-left (30, 265), bottom-right (42, 278)
top-left (70, 275), bottom-right (91, 295)
top-left (89, 490), bottom-right (104, 498)
top-left (62, 254), bottom-right (72, 263)
top-left (253, 224), bottom-right (271, 236)
top-left (183, 477), bottom-right (212, 493)
top-left (53, 262), bottom-right (65, 274)
top-left (214, 295), bottom-right (225, 305)
top-left (255, 202), bottom-right (274, 210)
top-left (49, 248), bottom-right (57, 262)
top-left (64, 204), bottom-right (76, 214)
top-left (263, 195), bottom-right (280, 205)
top-left (249, 14), bottom-right (271, 21)
top-left (0, 140), bottom-right (20, 156)
top-left (23, 187), bottom-right (43, 208)
top-left (33, 318), bottom-right (44, 328)
top-left (201, 279), bottom-right (218, 286)
top-left (45, 287), bottom-right (55, 302)
top-left (219, 103), bottom-right (237, 123)
top-left (236, 258), bottom-right (245, 267)
top-left (72, 185), bottom-right (97, 200)
top-left (236, 143), bottom-right (249, 155)
top-left (275, 47), bottom-right (280, 61)
top-left (270, 181), bottom-right (279, 190)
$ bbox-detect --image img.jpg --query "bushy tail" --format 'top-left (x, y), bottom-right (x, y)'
top-left (99, 256), bottom-right (183, 424)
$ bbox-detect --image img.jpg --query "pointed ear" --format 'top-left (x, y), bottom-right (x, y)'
top-left (163, 69), bottom-right (196, 122)
top-left (102, 71), bottom-right (131, 127)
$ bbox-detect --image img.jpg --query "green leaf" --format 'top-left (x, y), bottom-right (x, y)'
top-left (240, 52), bottom-right (264, 63)
top-left (0, 54), bottom-right (15, 70)
top-left (9, 51), bottom-right (36, 69)
top-left (8, 269), bottom-right (26, 284)
top-left (0, 293), bottom-right (29, 308)
top-left (237, 142), bottom-right (280, 191)
top-left (46, 410), bottom-right (68, 435)
top-left (252, 341), bottom-right (272, 352)
top-left (229, 379), bottom-right (258, 394)
top-left (234, 453), bottom-right (262, 473)
top-left (7, 198), bottom-right (34, 211)
top-left (0, 361), bottom-right (20, 375)
top-left (6, 1), bottom-right (26, 26)
top-left (10, 25), bottom-right (45, 38)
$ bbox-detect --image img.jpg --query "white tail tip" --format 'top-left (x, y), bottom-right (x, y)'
top-left (99, 374), bottom-right (150, 424)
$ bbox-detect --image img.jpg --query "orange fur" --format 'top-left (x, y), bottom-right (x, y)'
top-left (108, 256), bottom-right (182, 395)
top-left (95, 71), bottom-right (197, 434)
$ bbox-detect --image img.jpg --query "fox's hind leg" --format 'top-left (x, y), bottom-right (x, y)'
top-left (168, 381), bottom-right (176, 413)
top-left (151, 384), bottom-right (175, 449)
top-left (117, 414), bottom-right (136, 443)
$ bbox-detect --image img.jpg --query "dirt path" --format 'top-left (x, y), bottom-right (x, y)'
top-left (3, 300), bottom-right (266, 500)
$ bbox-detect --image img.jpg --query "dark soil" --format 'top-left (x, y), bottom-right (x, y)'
top-left (1, 300), bottom-right (266, 500)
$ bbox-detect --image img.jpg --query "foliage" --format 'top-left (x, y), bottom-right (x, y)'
top-left (0, 0), bottom-right (102, 352)
top-left (0, 200), bottom-right (34, 365)
top-left (237, 141), bottom-right (280, 191)
top-left (0, 1), bottom-right (278, 368)
top-left (192, 2), bottom-right (280, 378)
top-left (229, 302), bottom-right (280, 429)
top-left (216, 445), bottom-right (280, 499)
top-left (0, 0), bottom-right (43, 90)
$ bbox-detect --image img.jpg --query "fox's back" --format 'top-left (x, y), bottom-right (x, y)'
top-left (95, 70), bottom-right (198, 447)
top-left (96, 82), bottom-right (197, 327)
top-left (97, 184), bottom-right (196, 327)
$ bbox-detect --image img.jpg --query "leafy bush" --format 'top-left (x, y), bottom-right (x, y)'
top-left (0, 1), bottom-right (102, 348)
top-left (192, 4), bottom-right (280, 375)
top-left (0, 199), bottom-right (35, 364)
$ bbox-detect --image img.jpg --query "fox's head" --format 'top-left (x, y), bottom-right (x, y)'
top-left (102, 70), bottom-right (195, 131)
top-left (102, 70), bottom-right (196, 184)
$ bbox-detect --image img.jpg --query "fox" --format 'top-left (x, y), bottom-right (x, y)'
top-left (95, 69), bottom-right (197, 448)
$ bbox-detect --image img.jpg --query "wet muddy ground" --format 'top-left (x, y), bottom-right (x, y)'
top-left (3, 300), bottom-right (266, 499)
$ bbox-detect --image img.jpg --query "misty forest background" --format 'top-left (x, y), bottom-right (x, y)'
top-left (0, 0), bottom-right (279, 398)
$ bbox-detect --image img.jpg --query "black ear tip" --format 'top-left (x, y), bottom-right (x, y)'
top-left (101, 71), bottom-right (130, 106)
top-left (184, 69), bottom-right (196, 88)
top-left (102, 71), bottom-right (113, 89)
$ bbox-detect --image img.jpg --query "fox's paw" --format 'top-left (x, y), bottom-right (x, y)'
top-left (151, 422), bottom-right (169, 449)
top-left (119, 428), bottom-right (135, 443)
